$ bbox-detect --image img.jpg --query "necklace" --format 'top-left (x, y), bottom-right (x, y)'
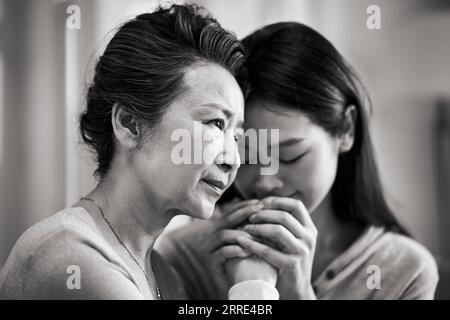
top-left (80, 197), bottom-right (161, 300)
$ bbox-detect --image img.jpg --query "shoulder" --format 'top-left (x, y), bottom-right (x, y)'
top-left (372, 229), bottom-right (439, 299)
top-left (0, 207), bottom-right (141, 299)
top-left (378, 231), bottom-right (438, 277)
top-left (7, 207), bottom-right (106, 265)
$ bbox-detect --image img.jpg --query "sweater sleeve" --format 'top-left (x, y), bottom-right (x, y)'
top-left (228, 280), bottom-right (279, 300)
top-left (399, 254), bottom-right (439, 300)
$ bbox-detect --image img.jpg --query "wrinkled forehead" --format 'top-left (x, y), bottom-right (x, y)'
top-left (181, 63), bottom-right (244, 119)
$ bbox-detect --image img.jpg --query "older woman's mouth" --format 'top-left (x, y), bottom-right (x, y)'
top-left (201, 177), bottom-right (227, 195)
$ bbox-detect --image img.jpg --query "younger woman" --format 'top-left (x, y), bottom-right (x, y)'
top-left (158, 22), bottom-right (439, 300)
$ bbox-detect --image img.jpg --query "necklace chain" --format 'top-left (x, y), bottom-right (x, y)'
top-left (80, 197), bottom-right (161, 300)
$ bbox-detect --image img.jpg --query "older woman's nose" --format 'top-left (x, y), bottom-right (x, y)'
top-left (254, 174), bottom-right (284, 198)
top-left (216, 153), bottom-right (240, 173)
top-left (216, 142), bottom-right (240, 173)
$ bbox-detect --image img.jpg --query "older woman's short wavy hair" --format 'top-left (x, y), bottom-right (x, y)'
top-left (80, 4), bottom-right (247, 178)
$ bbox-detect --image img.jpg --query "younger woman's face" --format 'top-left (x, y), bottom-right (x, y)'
top-left (235, 99), bottom-right (340, 213)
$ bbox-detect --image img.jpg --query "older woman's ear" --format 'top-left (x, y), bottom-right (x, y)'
top-left (339, 105), bottom-right (357, 153)
top-left (111, 103), bottom-right (140, 149)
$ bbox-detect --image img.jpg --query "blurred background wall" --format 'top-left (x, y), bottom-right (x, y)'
top-left (0, 0), bottom-right (449, 298)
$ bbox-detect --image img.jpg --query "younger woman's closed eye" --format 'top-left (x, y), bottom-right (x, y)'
top-left (279, 151), bottom-right (309, 164)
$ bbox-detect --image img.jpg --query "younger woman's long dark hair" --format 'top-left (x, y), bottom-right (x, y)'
top-left (230, 22), bottom-right (409, 235)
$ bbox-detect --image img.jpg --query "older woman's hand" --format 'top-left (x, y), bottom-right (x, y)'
top-left (212, 200), bottom-right (278, 288)
top-left (204, 200), bottom-right (265, 281)
top-left (236, 197), bottom-right (318, 300)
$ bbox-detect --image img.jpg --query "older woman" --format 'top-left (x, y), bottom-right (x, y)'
top-left (0, 4), bottom-right (270, 299)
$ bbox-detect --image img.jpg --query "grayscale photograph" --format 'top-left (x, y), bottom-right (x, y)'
top-left (0, 0), bottom-right (449, 304)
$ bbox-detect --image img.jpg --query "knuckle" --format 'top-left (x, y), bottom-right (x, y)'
top-left (293, 200), bottom-right (304, 211)
top-left (217, 246), bottom-right (227, 254)
top-left (223, 246), bottom-right (235, 256)
top-left (245, 225), bottom-right (255, 233)
top-left (227, 245), bottom-right (238, 254)
top-left (274, 225), bottom-right (284, 236)
top-left (285, 257), bottom-right (300, 270)
top-left (304, 235), bottom-right (315, 247)
top-left (261, 246), bottom-right (270, 256)
top-left (312, 227), bottom-right (318, 237)
top-left (218, 231), bottom-right (227, 242)
top-left (281, 212), bottom-right (291, 224)
top-left (218, 230), bottom-right (229, 242)
top-left (297, 245), bottom-right (307, 255)
top-left (310, 229), bottom-right (318, 240)
top-left (263, 196), bottom-right (276, 203)
top-left (298, 242), bottom-right (310, 255)
top-left (235, 229), bottom-right (246, 238)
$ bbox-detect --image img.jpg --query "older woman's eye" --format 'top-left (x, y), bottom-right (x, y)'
top-left (207, 119), bottom-right (225, 131)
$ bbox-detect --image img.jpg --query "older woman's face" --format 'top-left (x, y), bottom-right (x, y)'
top-left (132, 63), bottom-right (244, 219)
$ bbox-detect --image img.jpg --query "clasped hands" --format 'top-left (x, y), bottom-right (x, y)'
top-left (206, 196), bottom-right (318, 300)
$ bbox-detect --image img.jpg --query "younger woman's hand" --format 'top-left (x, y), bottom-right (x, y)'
top-left (236, 197), bottom-right (318, 299)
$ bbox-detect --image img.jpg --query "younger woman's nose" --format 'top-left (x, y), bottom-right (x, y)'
top-left (254, 175), bottom-right (284, 198)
